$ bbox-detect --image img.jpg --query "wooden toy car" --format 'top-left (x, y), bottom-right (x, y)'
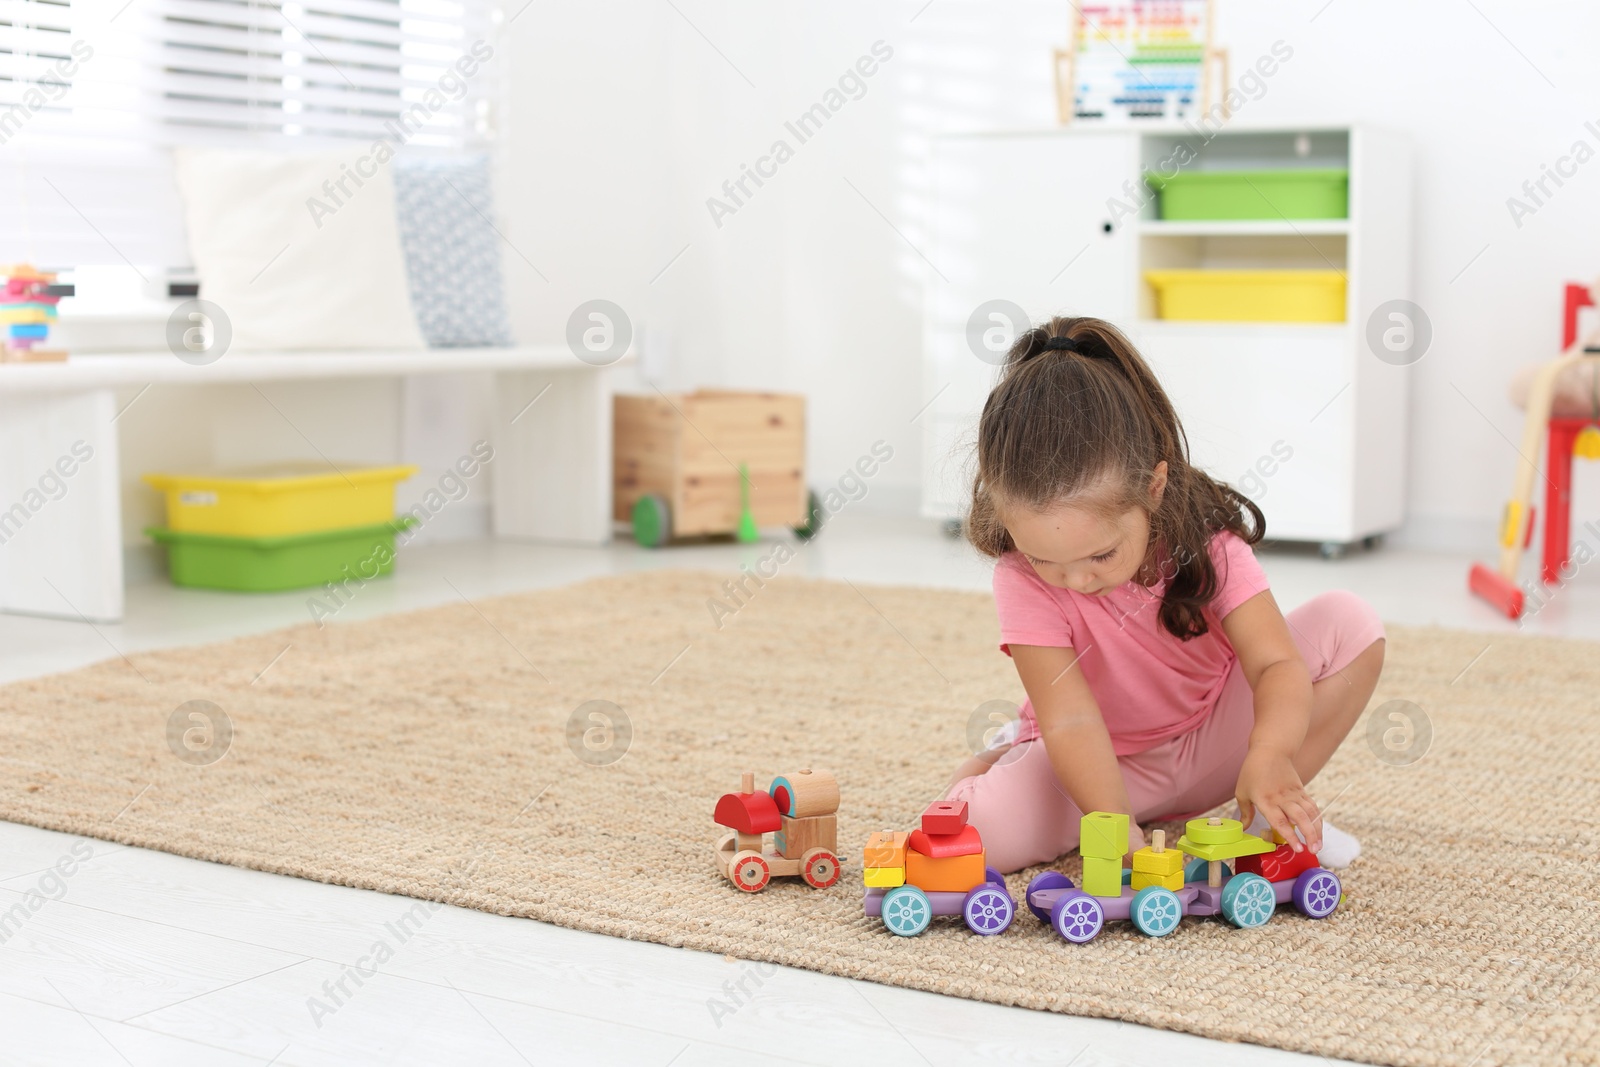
top-left (713, 769), bottom-right (841, 892)
top-left (614, 390), bottom-right (820, 546)
top-left (1025, 814), bottom-right (1343, 942)
top-left (862, 799), bottom-right (1017, 936)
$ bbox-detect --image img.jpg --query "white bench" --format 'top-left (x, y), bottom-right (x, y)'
top-left (0, 346), bottom-right (618, 622)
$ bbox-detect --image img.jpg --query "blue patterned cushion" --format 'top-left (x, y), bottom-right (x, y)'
top-left (393, 155), bottom-right (515, 347)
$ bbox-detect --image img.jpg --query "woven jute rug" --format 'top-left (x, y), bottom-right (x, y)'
top-left (2, 570), bottom-right (1596, 1065)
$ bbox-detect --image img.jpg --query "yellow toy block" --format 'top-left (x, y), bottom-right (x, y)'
top-left (1079, 811), bottom-right (1129, 859)
top-left (1132, 845), bottom-right (1184, 877)
top-left (864, 866), bottom-right (905, 888)
top-left (1131, 869), bottom-right (1184, 892)
top-left (0, 308), bottom-right (53, 325)
top-left (1081, 855), bottom-right (1122, 897)
top-left (863, 831), bottom-right (907, 869)
top-left (1577, 426), bottom-right (1600, 460)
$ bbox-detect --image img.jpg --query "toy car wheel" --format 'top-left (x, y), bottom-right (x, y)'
top-left (1221, 871), bottom-right (1276, 928)
top-left (881, 885), bottom-right (932, 937)
top-left (962, 884), bottom-right (1015, 935)
top-left (792, 489), bottom-right (825, 541)
top-left (1291, 867), bottom-right (1341, 919)
top-left (631, 493), bottom-right (672, 548)
top-left (1050, 889), bottom-right (1105, 943)
top-left (1024, 871), bottom-right (1075, 923)
top-left (1130, 886), bottom-right (1183, 937)
top-left (801, 847), bottom-right (841, 889)
top-left (730, 850), bottom-right (770, 893)
top-left (1184, 858), bottom-right (1230, 884)
top-left (984, 866), bottom-right (1007, 888)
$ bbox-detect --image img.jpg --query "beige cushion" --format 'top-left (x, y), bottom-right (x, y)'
top-left (173, 148), bottom-right (424, 351)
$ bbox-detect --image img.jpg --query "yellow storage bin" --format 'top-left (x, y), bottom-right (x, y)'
top-left (144, 463), bottom-right (419, 537)
top-left (1144, 270), bottom-right (1347, 323)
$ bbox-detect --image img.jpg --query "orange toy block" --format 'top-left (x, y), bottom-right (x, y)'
top-left (905, 848), bottom-right (986, 893)
top-left (863, 830), bottom-right (907, 868)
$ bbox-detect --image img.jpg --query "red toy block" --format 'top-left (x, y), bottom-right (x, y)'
top-left (713, 789), bottom-right (781, 835)
top-left (920, 799), bottom-right (968, 835)
top-left (1234, 841), bottom-right (1321, 883)
top-left (908, 823), bottom-right (982, 858)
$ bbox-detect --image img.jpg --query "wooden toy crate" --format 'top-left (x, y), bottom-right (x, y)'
top-left (613, 390), bottom-right (806, 540)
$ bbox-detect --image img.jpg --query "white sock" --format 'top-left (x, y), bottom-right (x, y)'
top-left (1240, 810), bottom-right (1361, 869)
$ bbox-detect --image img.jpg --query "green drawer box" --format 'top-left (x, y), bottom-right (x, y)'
top-left (1146, 168), bottom-right (1349, 220)
top-left (147, 518), bottom-right (417, 592)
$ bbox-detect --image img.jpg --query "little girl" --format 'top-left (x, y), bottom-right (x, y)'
top-left (947, 317), bottom-right (1384, 873)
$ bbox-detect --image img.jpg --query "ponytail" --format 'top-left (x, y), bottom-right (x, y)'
top-left (967, 316), bottom-right (1264, 640)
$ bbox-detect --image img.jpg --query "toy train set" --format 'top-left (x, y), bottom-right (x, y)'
top-left (712, 774), bottom-right (1344, 941)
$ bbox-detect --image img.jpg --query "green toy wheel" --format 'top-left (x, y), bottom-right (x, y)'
top-left (1220, 872), bottom-right (1276, 929)
top-left (1129, 886), bottom-right (1183, 937)
top-left (792, 489), bottom-right (825, 541)
top-left (631, 494), bottom-right (672, 548)
top-left (881, 885), bottom-right (932, 936)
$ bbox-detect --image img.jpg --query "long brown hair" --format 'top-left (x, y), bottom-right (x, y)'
top-left (966, 316), bottom-right (1264, 640)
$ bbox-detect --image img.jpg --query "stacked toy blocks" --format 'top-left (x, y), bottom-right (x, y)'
top-left (1078, 810), bottom-right (1128, 897)
top-left (769, 768), bottom-right (840, 859)
top-left (861, 799), bottom-right (988, 892)
top-left (712, 768), bottom-right (842, 893)
top-left (862, 831), bottom-right (907, 887)
top-left (1, 264), bottom-right (70, 362)
top-left (904, 799), bottom-right (984, 891)
top-left (1130, 828), bottom-right (1184, 891)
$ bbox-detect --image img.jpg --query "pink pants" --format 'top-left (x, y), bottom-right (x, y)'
top-left (948, 590), bottom-right (1385, 873)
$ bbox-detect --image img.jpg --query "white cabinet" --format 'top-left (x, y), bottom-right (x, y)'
top-left (921, 124), bottom-right (1411, 552)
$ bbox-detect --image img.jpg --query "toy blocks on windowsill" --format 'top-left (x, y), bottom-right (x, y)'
top-left (1079, 811), bottom-right (1130, 859)
top-left (921, 799), bottom-right (968, 835)
top-left (907, 823), bottom-right (982, 859)
top-left (863, 830), bottom-right (907, 869)
top-left (1081, 855), bottom-right (1123, 897)
top-left (775, 813), bottom-right (836, 860)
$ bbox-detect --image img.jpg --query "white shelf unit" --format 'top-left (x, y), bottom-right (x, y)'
top-left (921, 123), bottom-right (1412, 552)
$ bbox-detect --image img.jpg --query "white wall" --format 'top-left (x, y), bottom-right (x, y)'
top-left (496, 0), bottom-right (1600, 548)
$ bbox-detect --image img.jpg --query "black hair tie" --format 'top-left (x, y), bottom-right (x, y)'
top-left (1041, 336), bottom-right (1080, 353)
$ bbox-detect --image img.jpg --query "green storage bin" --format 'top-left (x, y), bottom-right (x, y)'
top-left (146, 518), bottom-right (417, 592)
top-left (1145, 168), bottom-right (1349, 220)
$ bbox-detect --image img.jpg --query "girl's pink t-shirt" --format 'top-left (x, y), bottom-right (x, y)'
top-left (993, 530), bottom-right (1270, 755)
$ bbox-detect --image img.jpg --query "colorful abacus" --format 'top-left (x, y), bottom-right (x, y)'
top-left (1, 264), bottom-right (70, 362)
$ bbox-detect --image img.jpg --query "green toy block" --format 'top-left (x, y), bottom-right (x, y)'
top-left (1081, 855), bottom-right (1123, 897)
top-left (1175, 831), bottom-right (1276, 863)
top-left (1079, 811), bottom-right (1130, 859)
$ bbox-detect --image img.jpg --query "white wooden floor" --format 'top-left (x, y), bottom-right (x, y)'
top-left (3, 515), bottom-right (1589, 1066)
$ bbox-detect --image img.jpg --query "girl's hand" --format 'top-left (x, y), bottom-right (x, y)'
top-left (1128, 821), bottom-right (1147, 855)
top-left (1235, 748), bottom-right (1321, 852)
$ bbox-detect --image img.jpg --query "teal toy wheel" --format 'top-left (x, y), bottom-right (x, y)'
top-left (881, 885), bottom-right (932, 937)
top-left (792, 489), bottom-right (824, 541)
top-left (1184, 858), bottom-right (1230, 884)
top-left (1129, 886), bottom-right (1183, 937)
top-left (1220, 872), bottom-right (1276, 929)
top-left (631, 494), bottom-right (672, 547)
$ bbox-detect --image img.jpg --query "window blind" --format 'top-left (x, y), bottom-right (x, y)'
top-left (0, 0), bottom-right (499, 272)
top-left (150, 0), bottom-right (498, 147)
